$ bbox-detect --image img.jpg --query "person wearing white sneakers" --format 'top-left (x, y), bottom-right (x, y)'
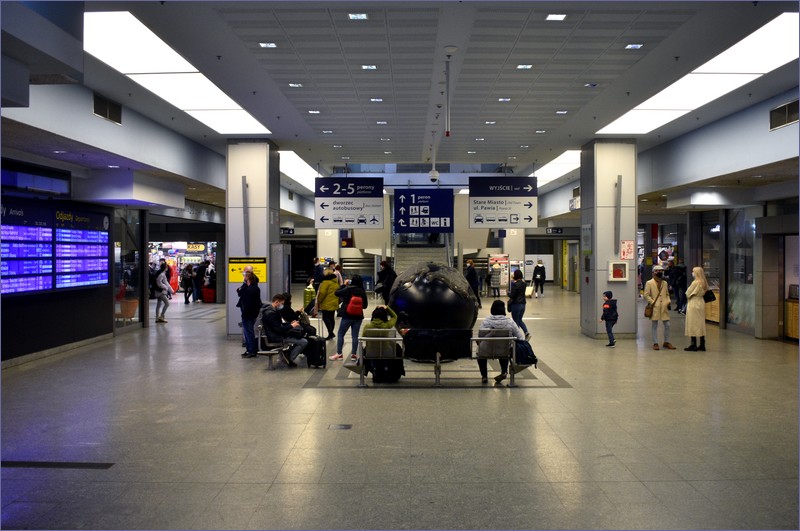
top-left (154, 261), bottom-right (174, 323)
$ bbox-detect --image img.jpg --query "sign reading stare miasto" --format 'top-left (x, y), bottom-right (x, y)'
top-left (468, 176), bottom-right (538, 228)
top-left (314, 177), bottom-right (384, 229)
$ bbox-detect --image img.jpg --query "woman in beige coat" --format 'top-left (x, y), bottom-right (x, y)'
top-left (684, 266), bottom-right (708, 351)
top-left (644, 264), bottom-right (675, 350)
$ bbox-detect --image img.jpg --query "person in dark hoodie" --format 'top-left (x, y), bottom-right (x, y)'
top-left (330, 274), bottom-right (368, 361)
top-left (600, 290), bottom-right (618, 348)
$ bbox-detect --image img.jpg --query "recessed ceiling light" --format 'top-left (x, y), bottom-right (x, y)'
top-left (520, 145), bottom-right (529, 148)
top-left (625, 43), bottom-right (644, 50)
top-left (485, 121), bottom-right (496, 125)
top-left (380, 137), bottom-right (391, 141)
top-left (535, 130), bottom-right (546, 134)
top-left (508, 156), bottom-right (517, 160)
top-left (258, 42), bottom-right (277, 48)
top-left (498, 98), bottom-right (511, 102)
top-left (556, 110), bottom-right (568, 115)
top-left (289, 83), bottom-right (303, 88)
top-left (348, 13), bottom-right (368, 20)
top-left (308, 110), bottom-right (320, 114)
top-left (475, 138), bottom-right (485, 141)
top-left (384, 151), bottom-right (392, 155)
top-left (52, 150), bottom-right (67, 154)
top-left (342, 156), bottom-right (350, 160)
top-left (376, 121), bottom-right (387, 125)
top-left (584, 82), bottom-right (598, 88)
top-left (467, 151), bottom-right (477, 154)
top-left (547, 14), bottom-right (567, 21)
top-left (333, 145), bottom-right (342, 148)
top-left (370, 98), bottom-right (383, 102)
top-left (361, 65), bottom-right (377, 70)
top-left (322, 130), bottom-right (333, 134)
top-left (517, 64), bottom-right (533, 70)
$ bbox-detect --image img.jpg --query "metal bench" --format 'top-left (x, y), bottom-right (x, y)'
top-left (256, 325), bottom-right (288, 370)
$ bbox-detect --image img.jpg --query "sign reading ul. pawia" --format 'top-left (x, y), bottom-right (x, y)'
top-left (468, 176), bottom-right (538, 228)
top-left (314, 177), bottom-right (384, 229)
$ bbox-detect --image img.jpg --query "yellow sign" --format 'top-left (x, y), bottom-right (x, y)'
top-left (187, 243), bottom-right (205, 252)
top-left (228, 257), bottom-right (267, 283)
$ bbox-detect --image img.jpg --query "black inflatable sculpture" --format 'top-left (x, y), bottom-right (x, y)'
top-left (388, 262), bottom-right (478, 362)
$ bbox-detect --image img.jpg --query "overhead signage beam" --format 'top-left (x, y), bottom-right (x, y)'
top-left (468, 176), bottom-right (538, 228)
top-left (314, 177), bottom-right (384, 229)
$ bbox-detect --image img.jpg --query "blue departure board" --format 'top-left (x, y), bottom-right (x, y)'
top-left (1, 203), bottom-right (110, 295)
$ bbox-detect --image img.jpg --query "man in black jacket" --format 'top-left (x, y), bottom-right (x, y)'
top-left (239, 271), bottom-right (262, 357)
top-left (259, 293), bottom-right (308, 367)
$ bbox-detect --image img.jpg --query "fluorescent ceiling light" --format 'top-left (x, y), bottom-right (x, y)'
top-left (556, 110), bottom-right (568, 115)
top-left (348, 13), bottom-right (368, 20)
top-left (520, 145), bottom-right (529, 148)
top-left (485, 121), bottom-right (496, 125)
top-left (289, 83), bottom-right (303, 88)
top-left (498, 98), bottom-right (511, 102)
top-left (584, 82), bottom-right (598, 88)
top-left (84, 11), bottom-right (270, 135)
top-left (342, 156), bottom-right (350, 160)
top-left (517, 64), bottom-right (533, 70)
top-left (380, 138), bottom-right (390, 141)
top-left (258, 42), bottom-right (277, 48)
top-left (636, 73), bottom-right (760, 110)
top-left (475, 138), bottom-right (485, 141)
top-left (362, 65), bottom-right (377, 70)
top-left (84, 12), bottom-right (195, 74)
top-left (596, 109), bottom-right (690, 135)
top-left (333, 145), bottom-right (342, 148)
top-left (694, 13), bottom-right (798, 74)
top-left (384, 151), bottom-right (392, 154)
top-left (547, 14), bottom-right (567, 21)
top-left (376, 121), bottom-right (388, 125)
top-left (625, 43), bottom-right (644, 50)
top-left (370, 98), bottom-right (383, 102)
top-left (535, 130), bottom-right (546, 134)
top-left (467, 151), bottom-right (477, 154)
top-left (531, 149), bottom-right (580, 185)
top-left (128, 73), bottom-right (240, 109)
top-left (597, 12), bottom-right (799, 136)
top-left (279, 150), bottom-right (316, 192)
top-left (308, 110), bottom-right (321, 114)
top-left (322, 130), bottom-right (334, 134)
top-left (184, 110), bottom-right (270, 134)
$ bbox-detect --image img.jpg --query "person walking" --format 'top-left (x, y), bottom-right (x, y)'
top-left (331, 275), bottom-right (368, 361)
top-left (180, 263), bottom-right (194, 304)
top-left (600, 291), bottom-right (618, 347)
top-left (154, 261), bottom-right (174, 323)
top-left (238, 271), bottom-right (262, 358)
top-left (508, 269), bottom-right (530, 340)
top-left (477, 300), bottom-right (524, 384)
top-left (465, 259), bottom-right (482, 308)
top-left (375, 260), bottom-right (398, 305)
top-left (644, 264), bottom-right (675, 350)
top-left (684, 266), bottom-right (709, 351)
top-left (532, 259), bottom-right (546, 298)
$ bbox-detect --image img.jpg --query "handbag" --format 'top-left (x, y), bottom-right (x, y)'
top-left (514, 339), bottom-right (537, 368)
top-left (703, 289), bottom-right (716, 303)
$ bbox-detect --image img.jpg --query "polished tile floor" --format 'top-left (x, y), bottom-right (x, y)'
top-left (2, 286), bottom-right (797, 530)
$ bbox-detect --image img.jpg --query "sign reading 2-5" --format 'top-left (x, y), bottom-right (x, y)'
top-left (314, 177), bottom-right (384, 229)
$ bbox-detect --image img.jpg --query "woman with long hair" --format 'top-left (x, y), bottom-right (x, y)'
top-left (684, 266), bottom-right (709, 351)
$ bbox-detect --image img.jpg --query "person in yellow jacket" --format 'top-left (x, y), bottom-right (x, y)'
top-left (314, 268), bottom-right (339, 340)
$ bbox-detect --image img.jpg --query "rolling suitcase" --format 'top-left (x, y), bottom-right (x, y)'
top-left (304, 335), bottom-right (327, 368)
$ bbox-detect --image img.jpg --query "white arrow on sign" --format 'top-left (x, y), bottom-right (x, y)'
top-left (320, 185), bottom-right (329, 192)
top-left (399, 206), bottom-right (406, 214)
top-left (398, 219), bottom-right (406, 227)
top-left (398, 195), bottom-right (406, 203)
top-left (524, 185), bottom-right (533, 192)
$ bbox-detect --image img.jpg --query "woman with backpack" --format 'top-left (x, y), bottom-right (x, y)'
top-left (330, 274), bottom-right (368, 361)
top-left (180, 264), bottom-right (194, 305)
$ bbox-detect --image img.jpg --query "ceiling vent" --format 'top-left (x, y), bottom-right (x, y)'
top-left (93, 92), bottom-right (122, 125)
top-left (769, 99), bottom-right (798, 131)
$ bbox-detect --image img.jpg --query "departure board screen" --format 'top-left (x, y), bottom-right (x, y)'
top-left (1, 203), bottom-right (111, 295)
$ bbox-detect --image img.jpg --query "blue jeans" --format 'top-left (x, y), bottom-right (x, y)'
top-left (242, 317), bottom-right (257, 354)
top-left (605, 320), bottom-right (616, 343)
top-left (509, 302), bottom-right (528, 334)
top-left (337, 317), bottom-right (362, 355)
top-left (284, 337), bottom-right (308, 360)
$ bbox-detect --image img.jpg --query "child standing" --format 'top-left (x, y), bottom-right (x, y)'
top-left (600, 291), bottom-right (618, 347)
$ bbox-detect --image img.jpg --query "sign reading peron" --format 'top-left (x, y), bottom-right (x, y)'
top-left (314, 177), bottom-right (384, 229)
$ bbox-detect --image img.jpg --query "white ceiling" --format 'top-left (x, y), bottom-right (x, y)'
top-left (4, 1), bottom-right (799, 215)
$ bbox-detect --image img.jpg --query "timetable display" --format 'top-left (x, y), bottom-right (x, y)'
top-left (1, 203), bottom-right (111, 295)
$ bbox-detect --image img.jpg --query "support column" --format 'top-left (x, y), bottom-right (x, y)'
top-left (580, 140), bottom-right (638, 340)
top-left (225, 141), bottom-right (279, 336)
top-left (503, 228), bottom-right (526, 264)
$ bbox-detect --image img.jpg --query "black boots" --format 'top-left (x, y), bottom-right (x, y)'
top-left (684, 337), bottom-right (698, 351)
top-left (698, 336), bottom-right (706, 351)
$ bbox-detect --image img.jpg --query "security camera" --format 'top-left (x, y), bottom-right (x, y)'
top-left (429, 170), bottom-right (440, 182)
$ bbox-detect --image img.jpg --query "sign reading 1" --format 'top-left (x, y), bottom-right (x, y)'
top-left (393, 188), bottom-right (454, 234)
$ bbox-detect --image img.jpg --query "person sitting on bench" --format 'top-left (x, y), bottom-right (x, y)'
top-left (260, 293), bottom-right (308, 367)
top-left (478, 300), bottom-right (524, 384)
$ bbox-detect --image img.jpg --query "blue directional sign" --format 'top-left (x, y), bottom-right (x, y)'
top-left (315, 177), bottom-right (384, 229)
top-left (468, 176), bottom-right (538, 228)
top-left (393, 188), bottom-right (454, 233)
